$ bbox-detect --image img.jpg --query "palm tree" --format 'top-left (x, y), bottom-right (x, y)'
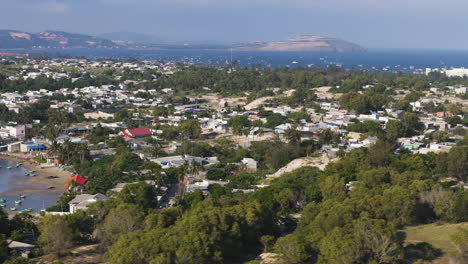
top-left (285, 128), bottom-right (302, 145)
top-left (47, 141), bottom-right (60, 162)
top-left (61, 140), bottom-right (72, 164)
top-left (257, 128), bottom-right (265, 139)
top-left (77, 143), bottom-right (89, 164)
top-left (42, 125), bottom-right (63, 142)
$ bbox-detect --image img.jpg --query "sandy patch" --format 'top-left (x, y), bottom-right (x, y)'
top-left (0, 154), bottom-right (73, 195)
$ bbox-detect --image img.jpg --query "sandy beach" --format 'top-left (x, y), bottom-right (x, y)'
top-left (0, 153), bottom-right (73, 195)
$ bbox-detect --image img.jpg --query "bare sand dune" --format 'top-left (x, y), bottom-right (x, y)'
top-left (267, 153), bottom-right (338, 178)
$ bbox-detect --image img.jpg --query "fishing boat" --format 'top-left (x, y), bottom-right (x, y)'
top-left (10, 208), bottom-right (17, 211)
top-left (0, 204), bottom-right (5, 208)
top-left (0, 199), bottom-right (6, 203)
top-left (29, 170), bottom-right (35, 173)
top-left (7, 166), bottom-right (12, 169)
top-left (14, 200), bottom-right (22, 205)
top-left (19, 194), bottom-right (26, 199)
top-left (47, 186), bottom-right (55, 189)
top-left (24, 208), bottom-right (32, 212)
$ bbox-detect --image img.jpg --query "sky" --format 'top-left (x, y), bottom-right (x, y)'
top-left (3, 0), bottom-right (468, 49)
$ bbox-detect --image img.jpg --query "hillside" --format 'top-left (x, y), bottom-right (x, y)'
top-left (0, 30), bottom-right (116, 49)
top-left (234, 35), bottom-right (365, 52)
top-left (403, 222), bottom-right (468, 263)
top-left (0, 30), bottom-right (365, 52)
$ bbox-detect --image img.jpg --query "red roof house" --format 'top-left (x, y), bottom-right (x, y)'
top-left (65, 175), bottom-right (87, 193)
top-left (118, 127), bottom-right (152, 140)
top-left (65, 175), bottom-right (87, 186)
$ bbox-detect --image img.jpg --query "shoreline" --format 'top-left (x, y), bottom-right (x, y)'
top-left (0, 153), bottom-right (73, 195)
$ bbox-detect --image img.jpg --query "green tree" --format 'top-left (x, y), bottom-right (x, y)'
top-left (275, 234), bottom-right (309, 264)
top-left (0, 234), bottom-right (8, 262)
top-left (433, 130), bottom-right (449, 143)
top-left (285, 128), bottom-right (302, 145)
top-left (354, 217), bottom-right (403, 263)
top-left (38, 215), bottom-right (74, 255)
top-left (447, 146), bottom-right (468, 181)
top-left (227, 115), bottom-right (251, 135)
top-left (179, 119), bottom-right (202, 139)
top-left (320, 174), bottom-right (346, 201)
top-left (117, 182), bottom-right (158, 209)
top-left (260, 235), bottom-right (275, 253)
top-left (432, 190), bottom-right (466, 222)
top-left (401, 112), bottom-right (420, 136)
top-left (385, 120), bottom-right (404, 142)
top-left (318, 227), bottom-right (360, 264)
top-left (382, 186), bottom-right (416, 225)
top-left (97, 203), bottom-right (144, 247)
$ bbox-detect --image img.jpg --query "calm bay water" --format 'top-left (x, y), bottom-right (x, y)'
top-left (0, 160), bottom-right (59, 212)
top-left (3, 48), bottom-right (468, 72)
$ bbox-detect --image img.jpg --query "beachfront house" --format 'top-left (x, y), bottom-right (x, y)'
top-left (19, 141), bottom-right (47, 154)
top-left (69, 193), bottom-right (108, 213)
top-left (65, 175), bottom-right (87, 193)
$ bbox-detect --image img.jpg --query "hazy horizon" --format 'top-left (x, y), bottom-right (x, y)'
top-left (3, 0), bottom-right (468, 50)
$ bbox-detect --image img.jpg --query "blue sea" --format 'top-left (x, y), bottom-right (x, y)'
top-left (3, 48), bottom-right (468, 73)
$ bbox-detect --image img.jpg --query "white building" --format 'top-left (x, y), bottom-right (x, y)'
top-left (241, 158), bottom-right (258, 172)
top-left (444, 68), bottom-right (468, 77)
top-left (69, 193), bottom-right (108, 213)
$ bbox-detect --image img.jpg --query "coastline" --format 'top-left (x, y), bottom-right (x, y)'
top-left (0, 153), bottom-right (72, 195)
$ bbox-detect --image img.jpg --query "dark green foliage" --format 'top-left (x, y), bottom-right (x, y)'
top-left (250, 167), bottom-right (322, 215)
top-left (347, 120), bottom-right (383, 135)
top-left (447, 146), bottom-right (468, 181)
top-left (404, 242), bottom-right (443, 262)
top-left (75, 150), bottom-right (145, 194)
top-left (227, 115), bottom-right (251, 135)
top-left (117, 182), bottom-right (159, 209)
top-left (105, 199), bottom-right (274, 264)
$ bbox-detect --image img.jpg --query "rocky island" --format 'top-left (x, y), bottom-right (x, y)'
top-left (234, 35), bottom-right (365, 52)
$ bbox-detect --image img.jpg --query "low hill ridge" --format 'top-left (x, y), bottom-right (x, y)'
top-left (234, 35), bottom-right (365, 52)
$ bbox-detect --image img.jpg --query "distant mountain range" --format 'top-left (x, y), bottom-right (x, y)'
top-left (0, 30), bottom-right (365, 52)
top-left (0, 30), bottom-right (115, 49)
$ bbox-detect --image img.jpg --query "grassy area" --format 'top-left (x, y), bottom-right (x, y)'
top-left (403, 222), bottom-right (468, 256)
top-left (32, 156), bottom-right (47, 164)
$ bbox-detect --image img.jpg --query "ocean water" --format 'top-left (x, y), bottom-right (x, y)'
top-left (3, 48), bottom-right (468, 72)
top-left (0, 160), bottom-right (60, 212)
